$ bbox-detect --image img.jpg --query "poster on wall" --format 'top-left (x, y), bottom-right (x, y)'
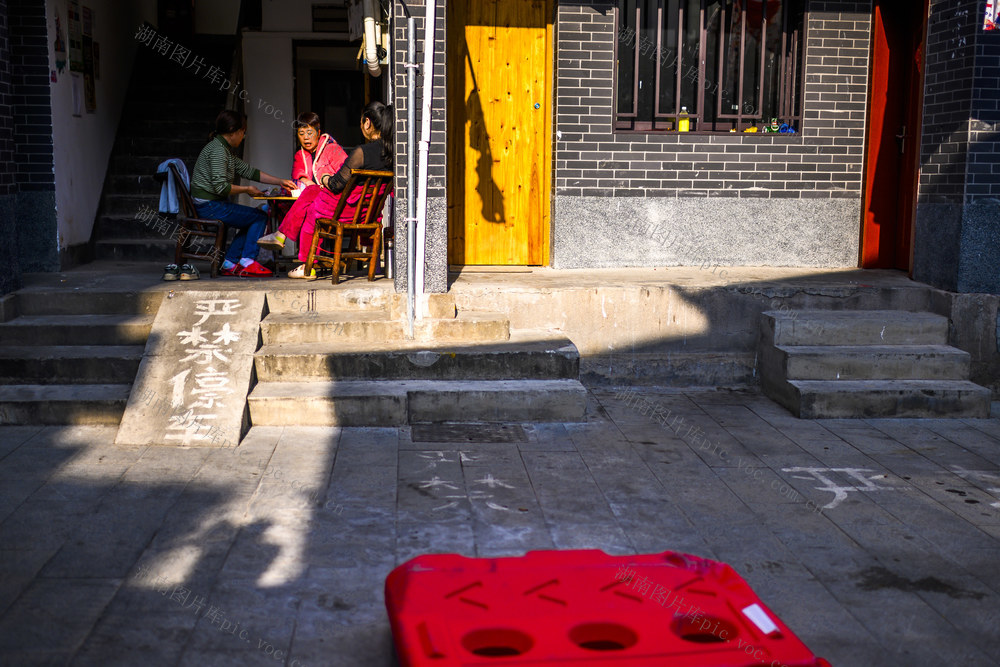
top-left (986, 1), bottom-right (998, 30)
top-left (82, 5), bottom-right (96, 112)
top-left (53, 13), bottom-right (67, 73)
top-left (68, 0), bottom-right (83, 73)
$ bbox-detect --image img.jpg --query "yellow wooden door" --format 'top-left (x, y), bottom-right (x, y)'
top-left (447, 0), bottom-right (552, 266)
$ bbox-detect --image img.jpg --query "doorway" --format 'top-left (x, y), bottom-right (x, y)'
top-left (860, 0), bottom-right (929, 271)
top-left (293, 41), bottom-right (378, 151)
top-left (446, 0), bottom-right (553, 266)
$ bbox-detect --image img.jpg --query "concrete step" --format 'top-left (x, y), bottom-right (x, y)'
top-left (15, 290), bottom-right (163, 316)
top-left (254, 335), bottom-right (580, 382)
top-left (105, 174), bottom-right (170, 195)
top-left (248, 379), bottom-right (588, 426)
top-left (95, 238), bottom-right (177, 263)
top-left (769, 344), bottom-right (971, 381)
top-left (96, 214), bottom-right (180, 239)
top-left (0, 314), bottom-right (154, 346)
top-left (0, 384), bottom-right (131, 425)
top-left (0, 345), bottom-right (144, 384)
top-left (762, 310), bottom-right (949, 346)
top-left (101, 194), bottom-right (161, 218)
top-left (781, 379), bottom-right (991, 419)
top-left (110, 155), bottom-right (193, 175)
top-left (259, 310), bottom-right (510, 345)
top-left (111, 137), bottom-right (207, 160)
top-left (264, 289), bottom-right (397, 315)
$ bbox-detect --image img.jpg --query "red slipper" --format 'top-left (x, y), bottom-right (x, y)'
top-left (238, 260), bottom-right (273, 277)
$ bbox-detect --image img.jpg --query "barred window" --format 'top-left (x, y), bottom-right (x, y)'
top-left (616, 0), bottom-right (806, 132)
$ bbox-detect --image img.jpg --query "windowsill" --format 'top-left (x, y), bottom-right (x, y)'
top-left (610, 131), bottom-right (807, 143)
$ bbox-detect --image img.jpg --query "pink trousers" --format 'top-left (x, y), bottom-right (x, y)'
top-left (277, 184), bottom-right (381, 262)
top-left (278, 185), bottom-right (350, 262)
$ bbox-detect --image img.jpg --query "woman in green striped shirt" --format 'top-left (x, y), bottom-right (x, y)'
top-left (190, 110), bottom-right (296, 277)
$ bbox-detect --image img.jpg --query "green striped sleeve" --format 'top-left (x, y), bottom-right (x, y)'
top-left (233, 156), bottom-right (261, 183)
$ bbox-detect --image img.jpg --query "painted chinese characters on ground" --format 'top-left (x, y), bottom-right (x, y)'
top-left (167, 298), bottom-right (243, 445)
top-left (115, 291), bottom-right (265, 448)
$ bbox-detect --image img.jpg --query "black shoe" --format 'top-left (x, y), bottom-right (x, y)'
top-left (179, 264), bottom-right (200, 280)
top-left (163, 264), bottom-right (180, 281)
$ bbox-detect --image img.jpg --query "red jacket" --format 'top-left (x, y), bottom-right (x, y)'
top-left (292, 133), bottom-right (348, 187)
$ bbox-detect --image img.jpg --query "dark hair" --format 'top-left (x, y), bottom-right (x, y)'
top-left (295, 111), bottom-right (322, 133)
top-left (210, 109), bottom-right (246, 139)
top-left (361, 101), bottom-right (394, 167)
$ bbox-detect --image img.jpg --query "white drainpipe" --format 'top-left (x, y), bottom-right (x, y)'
top-left (363, 0), bottom-right (382, 77)
top-left (414, 0), bottom-right (436, 318)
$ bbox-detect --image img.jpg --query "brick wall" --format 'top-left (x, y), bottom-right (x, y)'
top-left (0, 0), bottom-right (14, 200)
top-left (914, 0), bottom-right (1000, 294)
top-left (919, 0), bottom-right (977, 204)
top-left (550, 0), bottom-right (870, 269)
top-left (8, 0), bottom-right (53, 194)
top-left (0, 0), bottom-right (20, 295)
top-left (968, 14), bottom-right (1000, 199)
top-left (391, 0), bottom-right (448, 292)
top-left (554, 1), bottom-right (870, 201)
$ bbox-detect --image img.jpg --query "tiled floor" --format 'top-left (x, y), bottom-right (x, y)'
top-left (1, 388), bottom-right (998, 666)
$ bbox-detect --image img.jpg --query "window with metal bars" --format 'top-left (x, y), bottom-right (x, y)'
top-left (615, 0), bottom-right (806, 133)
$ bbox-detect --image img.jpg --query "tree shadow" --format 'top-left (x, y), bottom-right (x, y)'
top-left (464, 51), bottom-right (506, 226)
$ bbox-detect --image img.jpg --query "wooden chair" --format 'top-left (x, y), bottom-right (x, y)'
top-left (167, 163), bottom-right (227, 278)
top-left (305, 170), bottom-right (393, 284)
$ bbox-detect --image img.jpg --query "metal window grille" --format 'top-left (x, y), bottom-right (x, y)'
top-left (615, 0), bottom-right (806, 133)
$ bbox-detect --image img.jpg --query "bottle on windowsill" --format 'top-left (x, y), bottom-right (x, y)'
top-left (678, 106), bottom-right (690, 132)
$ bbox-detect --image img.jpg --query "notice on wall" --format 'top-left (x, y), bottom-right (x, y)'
top-left (986, 0), bottom-right (998, 30)
top-left (53, 13), bottom-right (67, 73)
top-left (68, 0), bottom-right (83, 73)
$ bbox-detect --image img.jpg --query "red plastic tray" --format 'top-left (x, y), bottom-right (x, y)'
top-left (385, 550), bottom-right (832, 666)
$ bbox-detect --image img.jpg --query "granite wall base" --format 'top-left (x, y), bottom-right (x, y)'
top-left (551, 196), bottom-right (862, 268)
top-left (914, 200), bottom-right (1000, 295)
top-left (0, 195), bottom-right (21, 295)
top-left (16, 191), bottom-right (59, 273)
top-left (392, 195), bottom-right (449, 294)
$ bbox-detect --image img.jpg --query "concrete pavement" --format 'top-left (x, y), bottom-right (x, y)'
top-left (1, 387), bottom-right (998, 665)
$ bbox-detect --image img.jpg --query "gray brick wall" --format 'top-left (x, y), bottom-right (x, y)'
top-left (391, 0), bottom-right (448, 293)
top-left (554, 1), bottom-right (870, 201)
top-left (919, 0), bottom-right (977, 204)
top-left (8, 0), bottom-right (53, 193)
top-left (968, 16), bottom-right (1000, 199)
top-left (913, 0), bottom-right (1000, 294)
top-left (551, 1), bottom-right (869, 269)
top-left (0, 0), bottom-right (14, 200)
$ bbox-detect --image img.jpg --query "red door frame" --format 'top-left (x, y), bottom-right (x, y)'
top-left (860, 0), bottom-right (929, 271)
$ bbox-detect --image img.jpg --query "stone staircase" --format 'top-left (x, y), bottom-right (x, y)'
top-left (93, 34), bottom-right (234, 263)
top-left (759, 310), bottom-right (991, 418)
top-left (248, 292), bottom-right (588, 425)
top-left (0, 288), bottom-right (162, 424)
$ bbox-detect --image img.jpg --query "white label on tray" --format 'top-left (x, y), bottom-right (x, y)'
top-left (742, 603), bottom-right (780, 636)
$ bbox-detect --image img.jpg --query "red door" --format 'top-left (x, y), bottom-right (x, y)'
top-left (860, 0), bottom-right (928, 270)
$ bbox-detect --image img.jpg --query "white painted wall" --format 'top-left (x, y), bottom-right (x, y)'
top-left (194, 0), bottom-right (240, 35)
top-left (240, 33), bottom-right (298, 204)
top-left (261, 0), bottom-right (315, 32)
top-left (46, 0), bottom-right (157, 250)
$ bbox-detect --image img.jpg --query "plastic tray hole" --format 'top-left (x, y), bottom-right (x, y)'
top-left (569, 623), bottom-right (637, 652)
top-left (672, 615), bottom-right (738, 644)
top-left (462, 629), bottom-right (533, 657)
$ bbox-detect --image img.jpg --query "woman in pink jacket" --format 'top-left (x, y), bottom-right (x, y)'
top-left (257, 102), bottom-right (392, 278)
top-left (290, 111), bottom-right (348, 188)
